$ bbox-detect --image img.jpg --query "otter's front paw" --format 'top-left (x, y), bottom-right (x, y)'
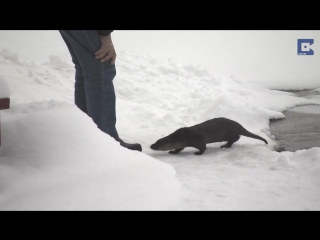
top-left (194, 152), bottom-right (203, 155)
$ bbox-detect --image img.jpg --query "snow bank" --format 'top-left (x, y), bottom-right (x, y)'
top-left (0, 103), bottom-right (180, 210)
top-left (0, 49), bottom-right (73, 104)
top-left (113, 52), bottom-right (320, 150)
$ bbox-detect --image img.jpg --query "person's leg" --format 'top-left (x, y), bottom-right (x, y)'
top-left (59, 31), bottom-right (88, 114)
top-left (59, 30), bottom-right (119, 139)
top-left (59, 31), bottom-right (87, 114)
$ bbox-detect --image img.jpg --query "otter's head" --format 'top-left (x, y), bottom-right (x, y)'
top-left (150, 128), bottom-right (188, 151)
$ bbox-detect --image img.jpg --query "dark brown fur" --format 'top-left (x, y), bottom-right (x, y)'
top-left (150, 117), bottom-right (268, 155)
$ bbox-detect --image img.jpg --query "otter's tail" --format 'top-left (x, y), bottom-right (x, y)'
top-left (241, 130), bottom-right (268, 144)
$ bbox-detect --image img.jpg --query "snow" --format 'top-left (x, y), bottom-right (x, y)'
top-left (0, 75), bottom-right (10, 98)
top-left (0, 30), bottom-right (320, 210)
top-left (157, 147), bottom-right (320, 210)
top-left (0, 103), bottom-right (180, 210)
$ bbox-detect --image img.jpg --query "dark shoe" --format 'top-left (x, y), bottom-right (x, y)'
top-left (116, 138), bottom-right (142, 152)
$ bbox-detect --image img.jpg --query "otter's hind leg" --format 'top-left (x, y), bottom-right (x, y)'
top-left (191, 141), bottom-right (207, 155)
top-left (194, 145), bottom-right (207, 155)
top-left (169, 148), bottom-right (185, 154)
top-left (220, 135), bottom-right (240, 148)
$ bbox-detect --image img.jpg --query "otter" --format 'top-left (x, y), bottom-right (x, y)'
top-left (150, 117), bottom-right (268, 155)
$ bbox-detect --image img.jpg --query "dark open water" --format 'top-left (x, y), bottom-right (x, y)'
top-left (270, 90), bottom-right (320, 152)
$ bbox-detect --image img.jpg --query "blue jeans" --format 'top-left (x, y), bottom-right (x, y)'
top-left (59, 30), bottom-right (119, 139)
